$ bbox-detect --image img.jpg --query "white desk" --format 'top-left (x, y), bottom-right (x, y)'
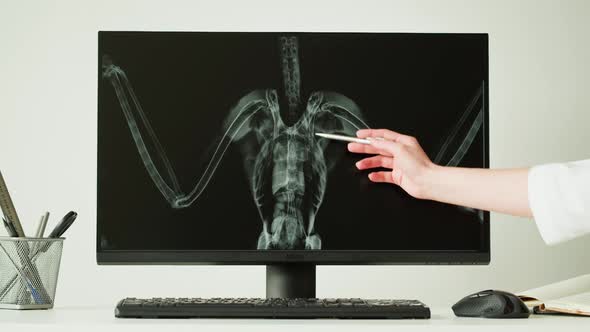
top-left (0, 306), bottom-right (588, 332)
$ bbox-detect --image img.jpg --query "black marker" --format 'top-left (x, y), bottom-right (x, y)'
top-left (48, 211), bottom-right (78, 238)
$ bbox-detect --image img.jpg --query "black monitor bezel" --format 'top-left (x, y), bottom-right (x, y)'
top-left (96, 31), bottom-right (490, 266)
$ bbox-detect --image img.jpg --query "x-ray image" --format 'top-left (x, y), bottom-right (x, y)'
top-left (98, 32), bottom-right (488, 251)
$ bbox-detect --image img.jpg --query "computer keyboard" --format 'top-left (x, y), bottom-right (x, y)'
top-left (115, 297), bottom-right (430, 319)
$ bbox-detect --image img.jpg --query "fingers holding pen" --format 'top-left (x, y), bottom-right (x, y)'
top-left (357, 128), bottom-right (416, 146)
top-left (357, 128), bottom-right (402, 141)
top-left (347, 138), bottom-right (402, 156)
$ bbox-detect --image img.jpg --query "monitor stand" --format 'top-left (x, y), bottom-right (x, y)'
top-left (266, 263), bottom-right (315, 298)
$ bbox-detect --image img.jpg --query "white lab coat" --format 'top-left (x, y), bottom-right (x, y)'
top-left (528, 159), bottom-right (590, 245)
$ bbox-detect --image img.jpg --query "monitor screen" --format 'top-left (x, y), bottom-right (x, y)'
top-left (98, 32), bottom-right (489, 264)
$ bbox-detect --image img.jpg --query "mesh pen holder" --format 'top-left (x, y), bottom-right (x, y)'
top-left (0, 237), bottom-right (64, 309)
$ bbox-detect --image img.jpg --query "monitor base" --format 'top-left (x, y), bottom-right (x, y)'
top-left (266, 263), bottom-right (316, 298)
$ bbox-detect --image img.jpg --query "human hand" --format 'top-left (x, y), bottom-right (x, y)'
top-left (348, 129), bottom-right (437, 199)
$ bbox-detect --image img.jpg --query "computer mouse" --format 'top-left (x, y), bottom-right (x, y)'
top-left (452, 290), bottom-right (530, 318)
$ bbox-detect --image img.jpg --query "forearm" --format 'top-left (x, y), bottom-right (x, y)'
top-left (422, 166), bottom-right (533, 217)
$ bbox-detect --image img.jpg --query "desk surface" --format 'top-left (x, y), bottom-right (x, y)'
top-left (0, 306), bottom-right (588, 332)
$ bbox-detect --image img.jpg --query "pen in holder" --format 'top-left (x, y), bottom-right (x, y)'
top-left (0, 237), bottom-right (64, 309)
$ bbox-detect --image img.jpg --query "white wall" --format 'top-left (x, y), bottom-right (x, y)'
top-left (0, 0), bottom-right (589, 307)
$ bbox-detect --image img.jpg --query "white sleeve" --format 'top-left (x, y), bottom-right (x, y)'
top-left (528, 159), bottom-right (590, 245)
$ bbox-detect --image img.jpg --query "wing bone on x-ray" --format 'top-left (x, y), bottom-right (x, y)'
top-left (103, 56), bottom-right (274, 209)
top-left (433, 82), bottom-right (486, 220)
top-left (434, 83), bottom-right (485, 167)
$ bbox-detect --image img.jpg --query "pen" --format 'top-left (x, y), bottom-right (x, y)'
top-left (315, 133), bottom-right (385, 145)
top-left (48, 211), bottom-right (78, 238)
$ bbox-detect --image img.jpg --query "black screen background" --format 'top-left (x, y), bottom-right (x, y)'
top-left (98, 32), bottom-right (488, 251)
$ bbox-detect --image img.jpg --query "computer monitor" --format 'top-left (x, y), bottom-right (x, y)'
top-left (97, 31), bottom-right (489, 298)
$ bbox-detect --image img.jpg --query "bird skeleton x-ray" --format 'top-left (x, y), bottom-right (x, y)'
top-left (101, 35), bottom-right (485, 250)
